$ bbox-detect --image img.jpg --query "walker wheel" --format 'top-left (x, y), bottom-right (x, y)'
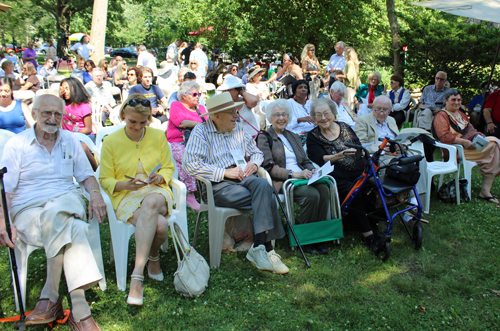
top-left (412, 224), bottom-right (423, 250)
top-left (375, 241), bottom-right (391, 261)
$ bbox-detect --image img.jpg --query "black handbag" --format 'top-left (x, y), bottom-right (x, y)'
top-left (386, 156), bottom-right (421, 185)
top-left (438, 178), bottom-right (470, 203)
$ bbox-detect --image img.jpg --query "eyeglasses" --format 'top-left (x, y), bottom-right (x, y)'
top-left (369, 78), bottom-right (379, 82)
top-left (187, 92), bottom-right (201, 97)
top-left (39, 110), bottom-right (63, 119)
top-left (127, 98), bottom-right (151, 107)
top-left (127, 73), bottom-right (136, 76)
top-left (449, 98), bottom-right (462, 102)
top-left (232, 68), bottom-right (238, 71)
top-left (435, 77), bottom-right (446, 81)
top-left (272, 113), bottom-right (289, 118)
top-left (374, 108), bottom-right (391, 114)
top-left (390, 81), bottom-right (398, 84)
top-left (221, 109), bottom-right (239, 116)
top-left (314, 111), bottom-right (333, 118)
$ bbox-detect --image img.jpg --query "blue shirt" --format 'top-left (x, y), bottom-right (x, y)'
top-left (129, 84), bottom-right (164, 108)
top-left (0, 100), bottom-right (26, 134)
top-left (468, 94), bottom-right (484, 111)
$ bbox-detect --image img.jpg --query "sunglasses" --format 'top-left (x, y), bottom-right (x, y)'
top-left (127, 98), bottom-right (151, 107)
top-left (187, 92), bottom-right (201, 97)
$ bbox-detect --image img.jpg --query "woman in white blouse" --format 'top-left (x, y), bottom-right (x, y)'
top-left (286, 80), bottom-right (315, 134)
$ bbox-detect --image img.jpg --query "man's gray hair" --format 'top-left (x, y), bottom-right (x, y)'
top-left (138, 45), bottom-right (147, 52)
top-left (265, 99), bottom-right (293, 122)
top-left (337, 41), bottom-right (346, 49)
top-left (310, 98), bottom-right (337, 119)
top-left (330, 81), bottom-right (346, 94)
top-left (92, 67), bottom-right (104, 76)
top-left (178, 81), bottom-right (200, 101)
top-left (33, 94), bottom-right (65, 113)
top-left (437, 71), bottom-right (447, 80)
top-left (372, 95), bottom-right (392, 109)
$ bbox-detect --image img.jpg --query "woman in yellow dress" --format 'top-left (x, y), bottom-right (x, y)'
top-left (99, 93), bottom-right (174, 306)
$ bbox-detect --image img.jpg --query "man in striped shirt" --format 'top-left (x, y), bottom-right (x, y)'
top-left (183, 92), bottom-right (289, 274)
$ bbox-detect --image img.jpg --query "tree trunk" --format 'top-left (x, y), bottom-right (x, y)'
top-left (56, 17), bottom-right (71, 58)
top-left (90, 0), bottom-right (109, 64)
top-left (386, 0), bottom-right (403, 76)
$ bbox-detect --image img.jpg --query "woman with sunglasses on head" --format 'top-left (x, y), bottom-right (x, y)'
top-left (0, 77), bottom-right (34, 133)
top-left (98, 58), bottom-right (113, 82)
top-left (100, 93), bottom-right (175, 306)
top-left (166, 81), bottom-right (207, 211)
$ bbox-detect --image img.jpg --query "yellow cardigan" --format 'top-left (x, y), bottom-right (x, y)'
top-left (99, 126), bottom-right (175, 210)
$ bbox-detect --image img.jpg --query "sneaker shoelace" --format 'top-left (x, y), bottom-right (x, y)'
top-left (267, 251), bottom-right (282, 263)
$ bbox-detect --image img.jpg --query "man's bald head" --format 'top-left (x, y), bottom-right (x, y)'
top-left (33, 94), bottom-right (65, 113)
top-left (32, 94), bottom-right (65, 134)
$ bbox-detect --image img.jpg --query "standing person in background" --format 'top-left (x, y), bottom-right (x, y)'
top-left (167, 40), bottom-right (181, 64)
top-left (335, 47), bottom-right (360, 111)
top-left (136, 45), bottom-right (158, 80)
top-left (45, 39), bottom-right (57, 61)
top-left (326, 41), bottom-right (347, 86)
top-left (23, 42), bottom-right (38, 68)
top-left (301, 44), bottom-right (321, 79)
top-left (70, 35), bottom-right (94, 61)
top-left (180, 42), bottom-right (194, 68)
top-left (178, 42), bottom-right (188, 66)
top-left (189, 43), bottom-right (209, 80)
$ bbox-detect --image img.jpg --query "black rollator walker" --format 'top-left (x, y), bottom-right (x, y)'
top-left (0, 167), bottom-right (27, 330)
top-left (341, 137), bottom-right (424, 261)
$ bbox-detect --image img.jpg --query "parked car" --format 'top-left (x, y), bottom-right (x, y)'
top-left (38, 43), bottom-right (57, 55)
top-left (110, 48), bottom-right (138, 58)
top-left (105, 46), bottom-right (113, 54)
top-left (4, 44), bottom-right (25, 53)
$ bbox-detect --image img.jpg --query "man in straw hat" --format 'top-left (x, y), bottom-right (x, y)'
top-left (183, 92), bottom-right (289, 274)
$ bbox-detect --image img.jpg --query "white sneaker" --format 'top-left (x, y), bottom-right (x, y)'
top-left (246, 244), bottom-right (273, 271)
top-left (267, 250), bottom-right (289, 274)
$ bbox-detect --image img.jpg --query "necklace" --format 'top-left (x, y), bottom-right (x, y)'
top-left (125, 127), bottom-right (145, 148)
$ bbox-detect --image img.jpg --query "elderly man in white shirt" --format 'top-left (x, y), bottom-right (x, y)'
top-left (85, 67), bottom-right (116, 124)
top-left (326, 41), bottom-right (347, 84)
top-left (136, 45), bottom-right (158, 77)
top-left (329, 81), bottom-right (356, 130)
top-left (0, 94), bottom-right (106, 330)
top-left (167, 40), bottom-right (181, 64)
top-left (189, 43), bottom-right (209, 78)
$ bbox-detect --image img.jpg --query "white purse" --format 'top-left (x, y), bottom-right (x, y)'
top-left (170, 222), bottom-right (210, 297)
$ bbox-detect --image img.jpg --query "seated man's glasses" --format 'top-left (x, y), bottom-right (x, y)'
top-left (374, 108), bottom-right (390, 114)
top-left (221, 109), bottom-right (239, 116)
top-left (40, 110), bottom-right (64, 119)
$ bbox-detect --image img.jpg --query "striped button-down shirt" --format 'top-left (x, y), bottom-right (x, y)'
top-left (182, 118), bottom-right (264, 182)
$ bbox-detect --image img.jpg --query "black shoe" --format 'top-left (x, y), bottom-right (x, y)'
top-left (302, 244), bottom-right (318, 255)
top-left (315, 243), bottom-right (329, 255)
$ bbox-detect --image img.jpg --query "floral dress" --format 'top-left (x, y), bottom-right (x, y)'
top-left (116, 160), bottom-right (173, 224)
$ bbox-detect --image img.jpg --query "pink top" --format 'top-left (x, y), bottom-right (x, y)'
top-left (167, 101), bottom-right (207, 143)
top-left (62, 103), bottom-right (93, 134)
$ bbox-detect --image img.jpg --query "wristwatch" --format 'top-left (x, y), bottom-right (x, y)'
top-left (288, 170), bottom-right (294, 178)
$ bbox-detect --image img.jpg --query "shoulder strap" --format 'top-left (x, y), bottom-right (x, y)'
top-left (195, 106), bottom-right (206, 122)
top-left (256, 131), bottom-right (273, 149)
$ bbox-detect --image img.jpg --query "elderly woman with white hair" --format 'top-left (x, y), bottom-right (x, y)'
top-left (256, 99), bottom-right (330, 255)
top-left (354, 71), bottom-right (386, 116)
top-left (329, 81), bottom-right (356, 130)
top-left (167, 80), bottom-right (207, 211)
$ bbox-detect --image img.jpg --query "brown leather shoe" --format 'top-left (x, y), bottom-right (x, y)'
top-left (24, 298), bottom-right (63, 326)
top-left (68, 313), bottom-right (102, 331)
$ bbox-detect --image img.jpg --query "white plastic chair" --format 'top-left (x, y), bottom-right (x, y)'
top-left (13, 90), bottom-right (35, 103)
top-left (451, 144), bottom-right (477, 200)
top-left (110, 86), bottom-right (122, 104)
top-left (0, 129), bottom-right (15, 157)
top-left (35, 89), bottom-right (59, 97)
top-left (46, 74), bottom-right (65, 87)
top-left (74, 132), bottom-right (101, 159)
top-left (91, 101), bottom-right (105, 133)
top-left (50, 83), bottom-right (60, 90)
top-left (410, 141), bottom-right (460, 213)
top-left (193, 168), bottom-right (269, 268)
top-left (96, 143), bottom-right (188, 291)
top-left (96, 125), bottom-right (124, 150)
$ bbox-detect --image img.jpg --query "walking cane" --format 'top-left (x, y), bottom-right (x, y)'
top-left (265, 162), bottom-right (311, 268)
top-left (0, 167), bottom-right (26, 331)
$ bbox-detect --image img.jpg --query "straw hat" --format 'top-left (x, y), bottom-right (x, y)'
top-left (247, 66), bottom-right (266, 82)
top-left (158, 61), bottom-right (174, 75)
top-left (202, 92), bottom-right (244, 116)
top-left (216, 75), bottom-right (245, 91)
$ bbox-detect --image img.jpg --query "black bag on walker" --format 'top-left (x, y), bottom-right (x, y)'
top-left (386, 156), bottom-right (421, 185)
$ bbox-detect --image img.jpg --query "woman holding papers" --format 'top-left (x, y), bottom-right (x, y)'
top-left (257, 99), bottom-right (330, 255)
top-left (306, 98), bottom-right (381, 251)
top-left (433, 89), bottom-right (500, 204)
top-left (99, 94), bottom-right (175, 305)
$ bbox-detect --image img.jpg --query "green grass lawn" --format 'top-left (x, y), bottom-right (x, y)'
top-left (0, 167), bottom-right (499, 330)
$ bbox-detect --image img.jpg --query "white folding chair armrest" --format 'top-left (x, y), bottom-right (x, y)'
top-left (195, 175), bottom-right (215, 205)
top-left (169, 178), bottom-right (187, 211)
top-left (435, 141), bottom-right (458, 163)
top-left (452, 144), bottom-right (466, 162)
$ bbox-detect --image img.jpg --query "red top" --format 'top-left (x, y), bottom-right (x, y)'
top-left (484, 89), bottom-right (500, 123)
